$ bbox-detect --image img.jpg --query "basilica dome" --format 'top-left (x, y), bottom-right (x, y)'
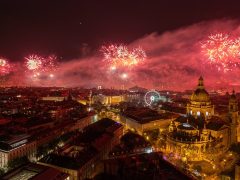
top-left (187, 76), bottom-right (214, 119)
top-left (191, 88), bottom-right (210, 102)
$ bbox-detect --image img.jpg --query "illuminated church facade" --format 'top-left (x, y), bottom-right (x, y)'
top-left (166, 77), bottom-right (239, 161)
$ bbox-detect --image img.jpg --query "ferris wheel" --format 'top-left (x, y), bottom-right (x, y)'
top-left (144, 90), bottom-right (161, 106)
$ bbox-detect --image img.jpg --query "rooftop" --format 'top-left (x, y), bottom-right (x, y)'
top-left (101, 152), bottom-right (193, 180)
top-left (2, 163), bottom-right (68, 180)
top-left (0, 134), bottom-right (30, 151)
top-left (206, 117), bottom-right (227, 131)
top-left (40, 146), bottom-right (97, 170)
top-left (123, 107), bottom-right (178, 124)
top-left (40, 118), bottom-right (122, 170)
top-left (175, 115), bottom-right (227, 131)
top-left (178, 123), bottom-right (196, 130)
top-left (175, 115), bottom-right (204, 129)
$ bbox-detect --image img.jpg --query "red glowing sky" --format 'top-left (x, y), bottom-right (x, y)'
top-left (1, 1), bottom-right (240, 91)
top-left (3, 19), bottom-right (240, 91)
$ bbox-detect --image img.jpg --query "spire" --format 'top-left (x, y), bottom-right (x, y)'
top-left (230, 89), bottom-right (237, 101)
top-left (203, 122), bottom-right (206, 129)
top-left (198, 76), bottom-right (204, 89)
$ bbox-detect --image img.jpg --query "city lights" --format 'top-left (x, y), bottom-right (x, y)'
top-left (0, 2), bottom-right (239, 180)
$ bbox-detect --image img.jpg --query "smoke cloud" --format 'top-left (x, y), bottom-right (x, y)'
top-left (4, 19), bottom-right (240, 91)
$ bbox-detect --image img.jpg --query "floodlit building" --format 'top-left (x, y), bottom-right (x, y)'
top-left (166, 77), bottom-right (239, 161)
top-left (41, 96), bottom-right (65, 102)
top-left (122, 107), bottom-right (179, 135)
top-left (93, 94), bottom-right (125, 105)
top-left (0, 134), bottom-right (36, 168)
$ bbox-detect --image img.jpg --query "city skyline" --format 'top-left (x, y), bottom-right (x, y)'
top-left (0, 2), bottom-right (240, 179)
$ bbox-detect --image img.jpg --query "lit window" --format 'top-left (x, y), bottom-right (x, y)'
top-left (197, 111), bottom-right (200, 116)
top-left (206, 112), bottom-right (208, 116)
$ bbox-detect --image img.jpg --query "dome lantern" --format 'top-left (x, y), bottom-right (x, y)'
top-left (190, 77), bottom-right (210, 103)
top-left (198, 76), bottom-right (204, 89)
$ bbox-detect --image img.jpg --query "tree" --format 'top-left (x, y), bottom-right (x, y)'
top-left (92, 101), bottom-right (104, 113)
top-left (229, 143), bottom-right (240, 154)
top-left (36, 145), bottom-right (48, 158)
top-left (8, 156), bottom-right (29, 170)
top-left (195, 165), bottom-right (202, 173)
top-left (0, 168), bottom-right (5, 176)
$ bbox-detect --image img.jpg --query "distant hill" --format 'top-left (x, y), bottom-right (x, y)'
top-left (129, 86), bottom-right (147, 93)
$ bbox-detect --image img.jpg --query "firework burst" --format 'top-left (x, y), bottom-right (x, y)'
top-left (25, 55), bottom-right (43, 71)
top-left (0, 58), bottom-right (11, 75)
top-left (101, 44), bottom-right (146, 69)
top-left (201, 33), bottom-right (240, 72)
top-left (44, 55), bottom-right (58, 72)
top-left (25, 54), bottom-right (59, 72)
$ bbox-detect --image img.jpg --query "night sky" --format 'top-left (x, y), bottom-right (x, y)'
top-left (1, 0), bottom-right (240, 61)
top-left (1, 0), bottom-right (240, 90)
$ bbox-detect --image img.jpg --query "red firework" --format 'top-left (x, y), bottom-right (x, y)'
top-left (201, 33), bottom-right (240, 72)
top-left (44, 55), bottom-right (59, 72)
top-left (24, 55), bottom-right (43, 71)
top-left (101, 44), bottom-right (146, 69)
top-left (0, 58), bottom-right (11, 75)
top-left (24, 54), bottom-right (58, 72)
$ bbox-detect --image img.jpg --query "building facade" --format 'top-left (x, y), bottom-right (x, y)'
top-left (0, 134), bottom-right (36, 168)
top-left (92, 94), bottom-right (125, 105)
top-left (122, 107), bottom-right (179, 135)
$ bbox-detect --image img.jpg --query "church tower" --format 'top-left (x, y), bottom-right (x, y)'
top-left (88, 90), bottom-right (93, 105)
top-left (229, 90), bottom-right (239, 144)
